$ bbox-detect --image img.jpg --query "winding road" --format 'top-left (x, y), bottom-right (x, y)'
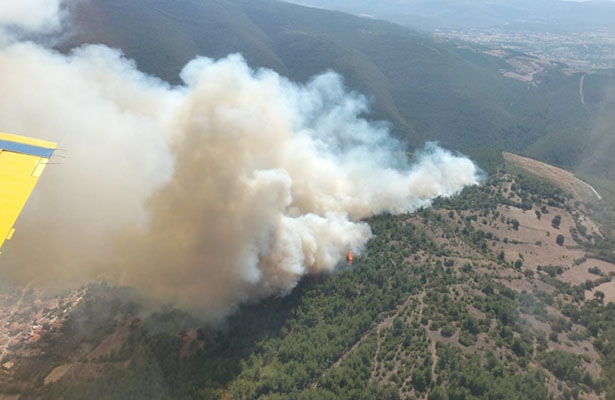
top-left (579, 74), bottom-right (587, 107)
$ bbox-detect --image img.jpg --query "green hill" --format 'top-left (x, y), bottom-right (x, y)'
top-left (60, 0), bottom-right (614, 171)
top-left (4, 153), bottom-right (615, 399)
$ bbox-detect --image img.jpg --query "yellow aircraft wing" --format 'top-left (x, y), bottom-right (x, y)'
top-left (0, 132), bottom-right (56, 255)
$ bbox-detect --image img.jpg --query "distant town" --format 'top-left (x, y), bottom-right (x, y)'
top-left (436, 28), bottom-right (615, 71)
top-left (0, 285), bottom-right (88, 371)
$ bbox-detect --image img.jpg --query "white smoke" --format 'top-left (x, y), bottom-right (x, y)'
top-left (0, 7), bottom-right (481, 320)
top-left (0, 0), bottom-right (67, 33)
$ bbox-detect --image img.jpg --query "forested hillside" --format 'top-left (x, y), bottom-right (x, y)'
top-left (60, 0), bottom-right (615, 180)
top-left (0, 151), bottom-right (612, 399)
top-left (3, 2), bottom-right (609, 398)
top-left (4, 1), bottom-right (615, 399)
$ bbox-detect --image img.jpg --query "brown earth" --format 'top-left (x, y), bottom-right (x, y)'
top-left (587, 282), bottom-right (615, 303)
top-left (560, 258), bottom-right (615, 286)
top-left (504, 152), bottom-right (602, 202)
top-left (43, 364), bottom-right (71, 385)
top-left (87, 324), bottom-right (132, 361)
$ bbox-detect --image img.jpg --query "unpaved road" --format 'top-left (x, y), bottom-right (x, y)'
top-left (579, 74), bottom-right (586, 106)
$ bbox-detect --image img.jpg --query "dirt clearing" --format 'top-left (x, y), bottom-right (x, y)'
top-left (504, 152), bottom-right (601, 201)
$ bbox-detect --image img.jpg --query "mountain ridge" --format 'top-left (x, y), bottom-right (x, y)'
top-left (57, 0), bottom-right (615, 185)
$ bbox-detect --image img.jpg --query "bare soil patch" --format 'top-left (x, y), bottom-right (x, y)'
top-left (482, 205), bottom-right (584, 269)
top-left (560, 258), bottom-right (615, 286)
top-left (44, 364), bottom-right (71, 385)
top-left (87, 324), bottom-right (131, 361)
top-left (587, 281), bottom-right (615, 304)
top-left (503, 152), bottom-right (601, 201)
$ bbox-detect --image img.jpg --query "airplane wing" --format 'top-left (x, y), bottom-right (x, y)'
top-left (0, 132), bottom-right (56, 255)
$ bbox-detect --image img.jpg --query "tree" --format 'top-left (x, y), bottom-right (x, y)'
top-left (594, 291), bottom-right (605, 303)
top-left (412, 367), bottom-right (431, 392)
top-left (428, 387), bottom-right (449, 400)
top-left (588, 266), bottom-right (602, 276)
top-left (551, 215), bottom-right (561, 229)
top-left (556, 235), bottom-right (565, 246)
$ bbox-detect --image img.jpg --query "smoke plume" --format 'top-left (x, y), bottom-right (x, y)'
top-left (0, 0), bottom-right (67, 34)
top-left (0, 11), bottom-right (481, 320)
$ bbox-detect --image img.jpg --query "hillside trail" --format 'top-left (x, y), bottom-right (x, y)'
top-left (311, 289), bottom-right (418, 389)
top-left (368, 294), bottom-right (418, 381)
top-left (418, 292), bottom-right (438, 379)
top-left (312, 256), bottom-right (433, 388)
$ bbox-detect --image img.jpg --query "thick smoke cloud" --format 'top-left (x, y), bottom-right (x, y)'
top-left (0, 15), bottom-right (481, 320)
top-left (0, 0), bottom-right (67, 33)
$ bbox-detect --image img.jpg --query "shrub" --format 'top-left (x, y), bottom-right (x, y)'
top-left (588, 266), bottom-right (602, 276)
top-left (459, 332), bottom-right (476, 347)
top-left (594, 291), bottom-right (605, 303)
top-left (441, 324), bottom-right (456, 338)
top-left (552, 215), bottom-right (562, 229)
